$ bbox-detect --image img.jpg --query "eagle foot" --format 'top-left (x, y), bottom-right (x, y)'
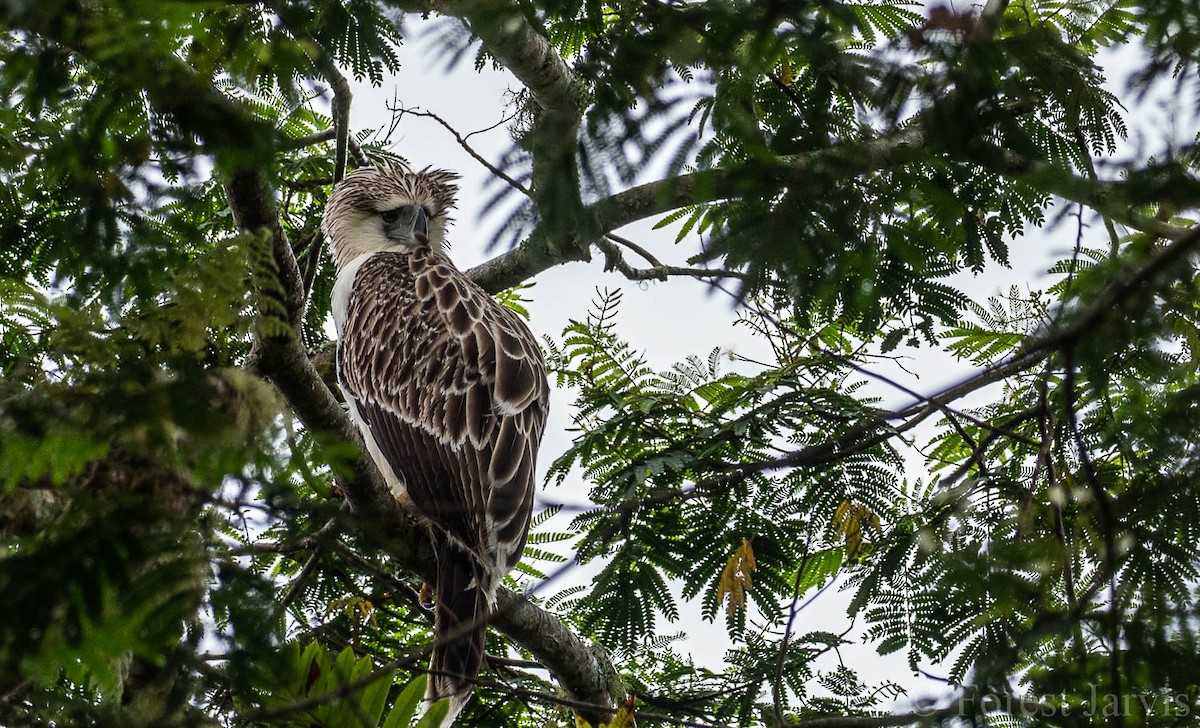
top-left (418, 581), bottom-right (436, 610)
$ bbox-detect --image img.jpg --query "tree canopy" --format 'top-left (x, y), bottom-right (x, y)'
top-left (3, 1), bottom-right (1200, 726)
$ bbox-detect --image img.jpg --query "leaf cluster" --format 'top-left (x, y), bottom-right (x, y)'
top-left (5, 1), bottom-right (1200, 726)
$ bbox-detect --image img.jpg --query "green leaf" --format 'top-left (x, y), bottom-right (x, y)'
top-left (382, 675), bottom-right (427, 728)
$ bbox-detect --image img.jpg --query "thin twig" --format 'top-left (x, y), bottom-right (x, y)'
top-left (587, 225), bottom-right (1200, 524)
top-left (278, 552), bottom-right (320, 612)
top-left (281, 128), bottom-right (338, 150)
top-left (1062, 350), bottom-right (1122, 722)
top-left (774, 525), bottom-right (816, 724)
top-left (595, 236), bottom-right (748, 282)
top-left (605, 231), bottom-right (665, 268)
top-left (392, 104), bottom-right (530, 195)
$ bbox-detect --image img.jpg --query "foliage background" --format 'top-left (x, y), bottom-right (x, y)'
top-left (3, 1), bottom-right (1200, 727)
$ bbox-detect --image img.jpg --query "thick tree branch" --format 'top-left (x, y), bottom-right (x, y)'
top-left (590, 128), bottom-right (928, 235)
top-left (411, 0), bottom-right (595, 289)
top-left (18, 0), bottom-right (619, 707)
top-left (468, 121), bottom-right (1197, 292)
top-left (432, 1), bottom-right (588, 116)
top-left (467, 126), bottom-right (931, 291)
top-left (466, 235), bottom-right (555, 294)
top-left (492, 592), bottom-right (621, 723)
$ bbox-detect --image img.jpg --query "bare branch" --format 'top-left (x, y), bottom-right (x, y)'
top-left (393, 105), bottom-right (530, 195)
top-left (281, 128), bottom-right (338, 151)
top-left (595, 237), bottom-right (748, 282)
top-left (420, 0), bottom-right (594, 288)
top-left (589, 127), bottom-right (927, 234)
top-left (467, 128), bottom-right (929, 290)
top-left (468, 109), bottom-right (1196, 292)
top-left (605, 232), bottom-right (665, 268)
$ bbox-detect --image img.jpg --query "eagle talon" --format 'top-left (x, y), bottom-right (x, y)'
top-left (418, 581), bottom-right (436, 610)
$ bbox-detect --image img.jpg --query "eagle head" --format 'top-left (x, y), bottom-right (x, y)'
top-left (322, 160), bottom-right (460, 269)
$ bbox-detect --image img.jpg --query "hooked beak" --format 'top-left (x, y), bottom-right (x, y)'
top-left (413, 206), bottom-right (428, 240)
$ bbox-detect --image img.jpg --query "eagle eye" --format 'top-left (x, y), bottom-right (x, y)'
top-left (380, 208), bottom-right (401, 224)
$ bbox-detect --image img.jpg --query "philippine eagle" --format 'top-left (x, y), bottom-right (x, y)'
top-left (324, 161), bottom-right (548, 723)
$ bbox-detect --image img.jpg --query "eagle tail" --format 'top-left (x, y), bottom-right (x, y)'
top-left (426, 537), bottom-right (488, 726)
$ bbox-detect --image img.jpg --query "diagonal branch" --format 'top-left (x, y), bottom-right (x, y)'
top-left (589, 127), bottom-right (928, 235)
top-left (410, 0), bottom-right (594, 289)
top-left (467, 117), bottom-right (1198, 293)
top-left (22, 0), bottom-right (620, 701)
top-left (394, 105), bottom-right (530, 195)
top-left (431, 0), bottom-right (588, 116)
top-left (588, 222), bottom-right (1200, 522)
top-left (281, 129), bottom-right (338, 151)
top-left (595, 236), bottom-right (748, 282)
top-left (468, 126), bottom-right (931, 291)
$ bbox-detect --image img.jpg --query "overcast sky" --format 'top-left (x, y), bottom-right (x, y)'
top-left (336, 12), bottom-right (1196, 706)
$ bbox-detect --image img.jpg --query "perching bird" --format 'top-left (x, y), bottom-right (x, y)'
top-left (324, 161), bottom-right (548, 723)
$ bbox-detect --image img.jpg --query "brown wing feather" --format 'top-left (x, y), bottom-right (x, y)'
top-left (338, 248), bottom-right (548, 568)
top-left (338, 248), bottom-right (547, 703)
